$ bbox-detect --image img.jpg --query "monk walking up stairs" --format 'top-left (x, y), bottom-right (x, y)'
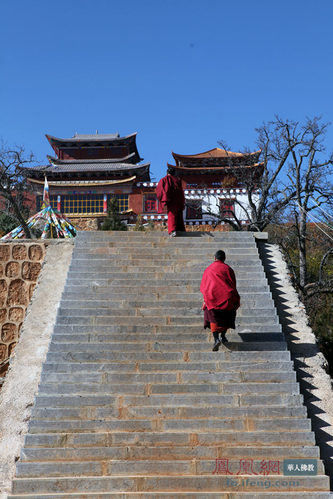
top-left (9, 231), bottom-right (331, 497)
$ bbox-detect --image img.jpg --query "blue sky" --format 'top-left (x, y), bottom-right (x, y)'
top-left (1, 0), bottom-right (333, 181)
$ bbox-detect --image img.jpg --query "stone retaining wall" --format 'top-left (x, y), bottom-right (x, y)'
top-left (139, 222), bottom-right (233, 232)
top-left (67, 217), bottom-right (236, 232)
top-left (67, 216), bottom-right (99, 231)
top-left (0, 243), bottom-right (45, 364)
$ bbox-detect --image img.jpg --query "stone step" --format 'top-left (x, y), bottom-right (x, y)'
top-left (74, 239), bottom-right (255, 246)
top-left (66, 272), bottom-right (267, 282)
top-left (41, 360), bottom-right (293, 374)
top-left (72, 244), bottom-right (259, 252)
top-left (27, 416), bottom-right (311, 434)
top-left (61, 282), bottom-right (267, 293)
top-left (47, 336), bottom-right (286, 355)
top-left (66, 276), bottom-right (268, 284)
top-left (59, 297), bottom-right (275, 308)
top-left (24, 429), bottom-right (315, 448)
top-left (69, 256), bottom-right (262, 264)
top-left (75, 231), bottom-right (256, 239)
top-left (46, 342), bottom-right (288, 359)
top-left (68, 261), bottom-right (262, 270)
top-left (31, 405), bottom-right (306, 422)
top-left (44, 350), bottom-right (290, 362)
top-left (15, 456), bottom-right (325, 477)
top-left (72, 243), bottom-right (258, 250)
top-left (8, 492), bottom-right (333, 499)
top-left (68, 265), bottom-right (260, 273)
top-left (65, 283), bottom-right (269, 294)
top-left (45, 345), bottom-right (292, 364)
top-left (63, 288), bottom-right (269, 297)
top-left (61, 295), bottom-right (275, 307)
top-left (50, 332), bottom-right (285, 344)
top-left (37, 380), bottom-right (300, 397)
top-left (52, 324), bottom-right (283, 334)
top-left (10, 474), bottom-right (329, 494)
top-left (33, 393), bottom-right (304, 409)
top-left (68, 269), bottom-right (265, 278)
top-left (56, 307), bottom-right (277, 319)
top-left (20, 444), bottom-right (318, 461)
top-left (70, 256), bottom-right (260, 264)
top-left (55, 315), bottom-right (278, 326)
top-left (61, 288), bottom-right (271, 298)
top-left (40, 371), bottom-right (296, 385)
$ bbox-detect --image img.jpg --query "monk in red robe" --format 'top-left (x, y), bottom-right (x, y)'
top-left (200, 250), bottom-right (240, 351)
top-left (156, 167), bottom-right (185, 236)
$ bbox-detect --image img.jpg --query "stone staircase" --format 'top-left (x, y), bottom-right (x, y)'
top-left (8, 231), bottom-right (331, 498)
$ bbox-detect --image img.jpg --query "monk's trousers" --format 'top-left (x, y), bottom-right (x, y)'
top-left (167, 207), bottom-right (185, 234)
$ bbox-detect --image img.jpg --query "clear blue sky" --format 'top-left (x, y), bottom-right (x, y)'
top-left (1, 0), bottom-right (333, 181)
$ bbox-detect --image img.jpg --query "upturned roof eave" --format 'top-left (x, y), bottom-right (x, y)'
top-left (167, 162), bottom-right (264, 172)
top-left (45, 132), bottom-right (138, 145)
top-left (172, 148), bottom-right (261, 163)
top-left (47, 153), bottom-right (138, 165)
top-left (45, 132), bottom-right (142, 162)
top-left (23, 162), bottom-right (150, 179)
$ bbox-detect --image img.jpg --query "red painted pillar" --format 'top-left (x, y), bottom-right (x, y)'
top-left (103, 194), bottom-right (107, 213)
top-left (57, 195), bottom-right (61, 212)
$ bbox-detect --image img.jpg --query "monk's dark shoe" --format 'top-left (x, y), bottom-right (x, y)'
top-left (212, 338), bottom-right (221, 351)
top-left (221, 332), bottom-right (228, 343)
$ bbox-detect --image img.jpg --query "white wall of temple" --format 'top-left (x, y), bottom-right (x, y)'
top-left (184, 188), bottom-right (259, 222)
top-left (135, 183), bottom-right (260, 224)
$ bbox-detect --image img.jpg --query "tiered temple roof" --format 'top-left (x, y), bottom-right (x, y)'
top-left (26, 132), bottom-right (150, 184)
top-left (168, 147), bottom-right (263, 173)
top-left (46, 132), bottom-right (142, 163)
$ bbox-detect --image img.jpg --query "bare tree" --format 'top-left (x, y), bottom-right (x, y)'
top-left (188, 116), bottom-right (333, 301)
top-left (284, 117), bottom-right (333, 296)
top-left (0, 144), bottom-right (35, 238)
top-left (212, 118), bottom-right (301, 230)
top-left (202, 117), bottom-right (331, 234)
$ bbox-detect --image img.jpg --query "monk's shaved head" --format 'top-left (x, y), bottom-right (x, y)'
top-left (215, 250), bottom-right (226, 262)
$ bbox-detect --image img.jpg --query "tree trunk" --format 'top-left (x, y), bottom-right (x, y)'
top-left (299, 209), bottom-right (307, 294)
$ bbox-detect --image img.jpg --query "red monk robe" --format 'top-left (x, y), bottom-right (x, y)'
top-left (156, 172), bottom-right (185, 235)
top-left (200, 259), bottom-right (240, 342)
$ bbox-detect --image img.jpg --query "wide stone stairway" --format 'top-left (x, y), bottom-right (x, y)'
top-left (9, 231), bottom-right (331, 498)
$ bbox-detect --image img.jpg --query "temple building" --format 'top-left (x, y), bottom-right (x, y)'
top-left (25, 132), bottom-right (159, 229)
top-left (24, 134), bottom-right (263, 230)
top-left (163, 147), bottom-right (264, 226)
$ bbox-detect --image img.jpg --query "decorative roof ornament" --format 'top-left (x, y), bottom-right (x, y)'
top-left (42, 176), bottom-right (50, 208)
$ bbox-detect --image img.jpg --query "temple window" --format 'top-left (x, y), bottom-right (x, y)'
top-left (108, 194), bottom-right (129, 213)
top-left (61, 194), bottom-right (105, 214)
top-left (37, 193), bottom-right (129, 214)
top-left (36, 195), bottom-right (58, 211)
top-left (219, 199), bottom-right (235, 218)
top-left (143, 194), bottom-right (158, 212)
top-left (186, 200), bottom-right (202, 219)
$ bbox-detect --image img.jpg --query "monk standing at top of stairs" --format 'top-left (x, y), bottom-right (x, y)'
top-left (156, 166), bottom-right (185, 237)
top-left (201, 249), bottom-right (240, 351)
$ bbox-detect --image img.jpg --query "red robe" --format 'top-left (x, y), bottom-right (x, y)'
top-left (156, 174), bottom-right (185, 233)
top-left (200, 261), bottom-right (240, 311)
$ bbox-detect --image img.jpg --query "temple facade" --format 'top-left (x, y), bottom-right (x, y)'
top-left (25, 132), bottom-right (161, 229)
top-left (140, 147), bottom-right (263, 227)
top-left (175, 148), bottom-right (263, 226)
top-left (25, 134), bottom-right (262, 229)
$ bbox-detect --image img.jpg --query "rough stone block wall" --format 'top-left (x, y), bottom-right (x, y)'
top-left (66, 217), bottom-right (234, 232)
top-left (67, 216), bottom-right (99, 231)
top-left (0, 243), bottom-right (45, 364)
top-left (140, 222), bottom-right (233, 232)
